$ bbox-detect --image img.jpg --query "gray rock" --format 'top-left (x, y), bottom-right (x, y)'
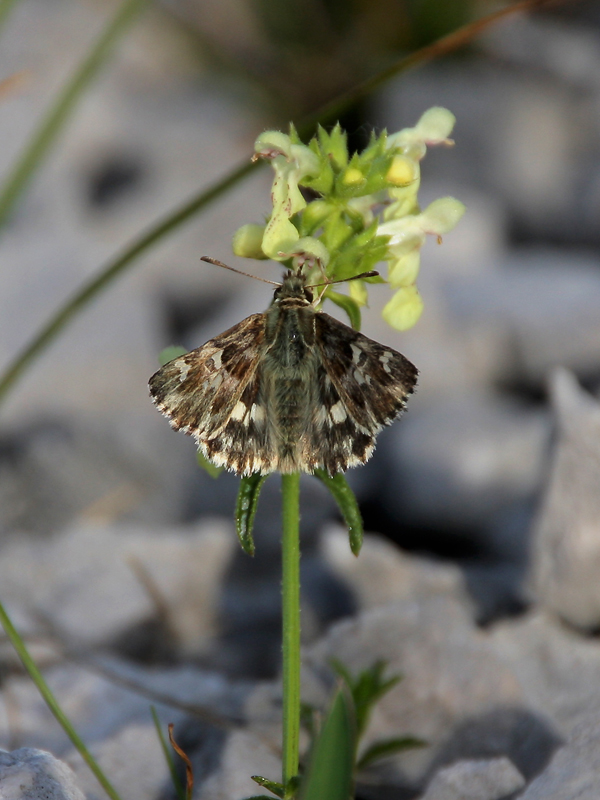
top-left (417, 757), bottom-right (525, 800)
top-left (382, 391), bottom-right (548, 535)
top-left (303, 597), bottom-right (557, 795)
top-left (320, 526), bottom-right (472, 613)
top-left (443, 254), bottom-right (600, 385)
top-left (0, 748), bottom-right (84, 800)
top-left (0, 520), bottom-right (234, 654)
top-left (0, 657), bottom-right (247, 756)
top-left (531, 369), bottom-right (600, 630)
top-left (489, 611), bottom-right (600, 798)
top-left (65, 723), bottom-right (167, 800)
top-left (517, 715), bottom-right (600, 800)
top-left (490, 611), bottom-right (600, 736)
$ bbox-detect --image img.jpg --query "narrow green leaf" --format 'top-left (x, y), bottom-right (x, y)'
top-left (235, 473), bottom-right (268, 555)
top-left (196, 450), bottom-right (224, 479)
top-left (150, 707), bottom-right (186, 800)
top-left (0, 600), bottom-right (124, 800)
top-left (323, 290), bottom-right (361, 331)
top-left (313, 470), bottom-right (363, 555)
top-left (251, 776), bottom-right (284, 798)
top-left (158, 345), bottom-right (188, 366)
top-left (356, 736), bottom-right (427, 772)
top-left (300, 688), bottom-right (356, 800)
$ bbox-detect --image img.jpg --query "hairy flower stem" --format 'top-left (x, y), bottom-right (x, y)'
top-left (281, 472), bottom-right (301, 786)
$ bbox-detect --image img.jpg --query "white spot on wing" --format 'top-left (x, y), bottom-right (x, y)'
top-left (230, 400), bottom-right (248, 421)
top-left (350, 343), bottom-right (363, 365)
top-left (209, 373), bottom-right (223, 390)
top-left (380, 352), bottom-right (392, 373)
top-left (250, 404), bottom-right (265, 423)
top-left (330, 401), bottom-right (347, 423)
top-left (211, 350), bottom-right (223, 369)
top-left (178, 362), bottom-right (191, 382)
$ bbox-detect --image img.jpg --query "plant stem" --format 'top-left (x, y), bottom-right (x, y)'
top-left (281, 472), bottom-right (301, 787)
top-left (0, 599), bottom-right (124, 800)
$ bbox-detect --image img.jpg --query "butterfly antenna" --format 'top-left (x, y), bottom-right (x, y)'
top-left (201, 256), bottom-right (281, 286)
top-left (306, 270), bottom-right (379, 289)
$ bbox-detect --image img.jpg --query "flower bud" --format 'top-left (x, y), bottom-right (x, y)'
top-left (232, 224), bottom-right (267, 259)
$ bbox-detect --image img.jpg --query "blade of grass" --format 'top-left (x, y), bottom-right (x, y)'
top-left (297, 0), bottom-right (566, 136)
top-left (0, 598), bottom-right (124, 800)
top-left (150, 706), bottom-right (186, 800)
top-left (0, 0), bottom-right (148, 231)
top-left (0, 0), bottom-right (20, 37)
top-left (0, 0), bottom-right (560, 408)
top-left (0, 157), bottom-right (257, 406)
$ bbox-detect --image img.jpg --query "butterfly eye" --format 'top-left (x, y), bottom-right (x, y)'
top-left (304, 288), bottom-right (314, 302)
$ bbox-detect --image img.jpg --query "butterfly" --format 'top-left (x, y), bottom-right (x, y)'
top-left (149, 266), bottom-right (418, 476)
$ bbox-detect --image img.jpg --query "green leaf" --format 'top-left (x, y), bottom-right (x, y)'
top-left (158, 345), bottom-right (188, 366)
top-left (300, 688), bottom-right (355, 800)
top-left (235, 473), bottom-right (268, 555)
top-left (323, 291), bottom-right (361, 331)
top-left (356, 736), bottom-right (427, 771)
top-left (331, 661), bottom-right (403, 740)
top-left (196, 450), bottom-right (224, 479)
top-left (313, 469), bottom-right (363, 554)
top-left (251, 776), bottom-right (284, 798)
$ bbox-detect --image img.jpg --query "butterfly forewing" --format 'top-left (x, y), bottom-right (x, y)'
top-left (150, 313), bottom-right (278, 473)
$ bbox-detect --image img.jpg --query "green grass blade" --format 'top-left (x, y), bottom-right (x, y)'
top-left (0, 599), bottom-right (124, 800)
top-left (0, 0), bottom-right (148, 232)
top-left (0, 0), bottom-right (20, 36)
top-left (0, 157), bottom-right (257, 408)
top-left (150, 706), bottom-right (186, 800)
top-left (300, 688), bottom-right (355, 800)
top-left (312, 470), bottom-right (363, 555)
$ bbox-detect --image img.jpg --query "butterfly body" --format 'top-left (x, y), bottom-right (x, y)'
top-left (149, 270), bottom-right (418, 476)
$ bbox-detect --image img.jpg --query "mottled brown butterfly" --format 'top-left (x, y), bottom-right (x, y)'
top-left (149, 262), bottom-right (417, 476)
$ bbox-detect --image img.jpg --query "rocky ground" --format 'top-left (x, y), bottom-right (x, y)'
top-left (1, 2), bottom-right (600, 799)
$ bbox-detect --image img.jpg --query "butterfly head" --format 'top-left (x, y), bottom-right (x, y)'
top-left (273, 270), bottom-right (314, 305)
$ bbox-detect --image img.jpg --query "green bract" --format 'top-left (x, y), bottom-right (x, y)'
top-left (232, 109), bottom-right (465, 331)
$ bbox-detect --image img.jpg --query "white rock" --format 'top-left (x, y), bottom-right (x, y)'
top-left (0, 748), bottom-right (84, 800)
top-left (531, 369), bottom-right (600, 629)
top-left (417, 757), bottom-right (525, 800)
top-left (321, 526), bottom-right (472, 612)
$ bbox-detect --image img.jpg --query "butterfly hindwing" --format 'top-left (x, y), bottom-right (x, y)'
top-left (309, 312), bottom-right (418, 472)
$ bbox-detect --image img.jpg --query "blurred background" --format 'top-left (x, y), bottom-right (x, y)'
top-left (1, 1), bottom-right (600, 797)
